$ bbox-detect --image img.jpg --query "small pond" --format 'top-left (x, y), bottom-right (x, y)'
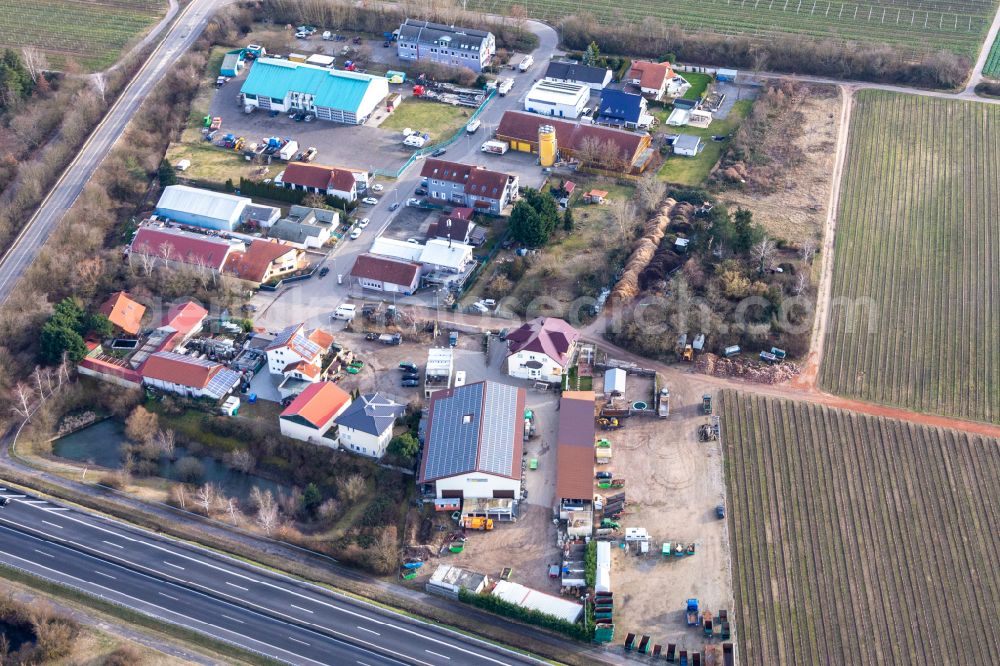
top-left (53, 419), bottom-right (291, 501)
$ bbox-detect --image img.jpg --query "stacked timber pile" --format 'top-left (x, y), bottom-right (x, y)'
top-left (609, 198), bottom-right (677, 305)
top-left (695, 353), bottom-right (800, 384)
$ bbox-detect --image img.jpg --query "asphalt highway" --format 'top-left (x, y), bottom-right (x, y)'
top-left (0, 486), bottom-right (538, 666)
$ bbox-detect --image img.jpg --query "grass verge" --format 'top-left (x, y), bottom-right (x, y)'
top-left (379, 99), bottom-right (472, 141)
top-left (656, 99), bottom-right (752, 185)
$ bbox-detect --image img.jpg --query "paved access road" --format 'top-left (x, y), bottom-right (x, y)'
top-left (0, 0), bottom-right (228, 301)
top-left (0, 486), bottom-right (538, 666)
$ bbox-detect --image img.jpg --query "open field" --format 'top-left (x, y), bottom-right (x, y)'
top-left (0, 0), bottom-right (166, 72)
top-left (721, 390), bottom-right (1000, 665)
top-left (471, 0), bottom-right (998, 59)
top-left (984, 33), bottom-right (1000, 76)
top-left (378, 99), bottom-right (472, 142)
top-left (820, 91), bottom-right (1000, 423)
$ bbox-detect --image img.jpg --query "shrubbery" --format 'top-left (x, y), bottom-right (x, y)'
top-left (458, 589), bottom-right (590, 641)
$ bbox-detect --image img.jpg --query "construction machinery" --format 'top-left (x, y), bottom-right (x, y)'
top-left (699, 422), bottom-right (717, 441)
top-left (702, 394), bottom-right (713, 415)
top-left (703, 611), bottom-right (714, 637)
top-left (657, 387), bottom-right (670, 418)
top-left (598, 417), bottom-right (623, 430)
top-left (686, 599), bottom-right (699, 626)
top-left (681, 344), bottom-right (694, 362)
top-left (601, 518), bottom-right (620, 529)
top-left (462, 517), bottom-right (494, 531)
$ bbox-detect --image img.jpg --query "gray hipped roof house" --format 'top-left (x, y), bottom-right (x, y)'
top-left (335, 393), bottom-right (405, 437)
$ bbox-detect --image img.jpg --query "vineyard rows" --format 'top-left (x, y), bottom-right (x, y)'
top-left (470, 0), bottom-right (998, 58)
top-left (720, 390), bottom-right (1000, 665)
top-left (984, 32), bottom-right (1000, 77)
top-left (821, 91), bottom-right (1000, 423)
top-left (0, 0), bottom-right (165, 72)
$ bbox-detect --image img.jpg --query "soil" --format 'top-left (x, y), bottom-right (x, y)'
top-left (718, 86), bottom-right (842, 248)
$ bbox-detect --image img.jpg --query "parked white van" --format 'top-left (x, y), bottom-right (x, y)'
top-left (332, 304), bottom-right (357, 320)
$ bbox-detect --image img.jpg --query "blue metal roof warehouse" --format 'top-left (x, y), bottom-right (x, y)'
top-left (240, 58), bottom-right (390, 125)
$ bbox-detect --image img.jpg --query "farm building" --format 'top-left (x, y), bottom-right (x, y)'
top-left (496, 111), bottom-right (653, 173)
top-left (557, 390), bottom-right (596, 504)
top-left (154, 186), bottom-right (251, 232)
top-left (491, 581), bottom-right (583, 623)
top-left (129, 225), bottom-right (237, 273)
top-left (426, 565), bottom-right (488, 600)
top-left (349, 254), bottom-right (421, 294)
top-left (673, 134), bottom-right (705, 157)
top-left (141, 352), bottom-right (241, 401)
top-left (223, 240), bottom-right (305, 285)
top-left (418, 381), bottom-right (525, 500)
top-left (220, 49), bottom-right (245, 77)
top-left (595, 89), bottom-right (653, 130)
top-left (277, 162), bottom-right (369, 201)
top-left (544, 60), bottom-right (612, 91)
top-left (240, 58), bottom-right (389, 124)
top-left (396, 19), bottom-right (495, 73)
top-left (334, 392), bottom-right (406, 458)
top-left (279, 381), bottom-right (352, 446)
top-left (505, 317), bottom-right (580, 384)
top-left (524, 79), bottom-right (590, 119)
top-left (99, 292), bottom-right (145, 336)
top-left (419, 159), bottom-right (519, 214)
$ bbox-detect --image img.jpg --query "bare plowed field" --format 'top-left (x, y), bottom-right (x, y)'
top-left (721, 390), bottom-right (1000, 665)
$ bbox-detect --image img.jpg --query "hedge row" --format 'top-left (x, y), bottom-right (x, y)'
top-left (458, 589), bottom-right (590, 641)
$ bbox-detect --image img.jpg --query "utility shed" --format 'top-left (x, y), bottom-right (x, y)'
top-left (604, 368), bottom-right (626, 396)
top-left (491, 581), bottom-right (583, 623)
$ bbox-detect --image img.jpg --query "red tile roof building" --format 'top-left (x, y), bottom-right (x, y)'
top-left (419, 159), bottom-right (518, 214)
top-left (141, 351), bottom-right (241, 400)
top-left (627, 61), bottom-right (675, 100)
top-left (265, 323), bottom-right (333, 382)
top-left (279, 381), bottom-right (352, 443)
top-left (556, 391), bottom-right (596, 501)
top-left (280, 162), bottom-right (363, 201)
top-left (224, 240), bottom-right (303, 284)
top-left (495, 111), bottom-right (653, 173)
top-left (129, 226), bottom-right (235, 272)
top-left (349, 254), bottom-right (421, 294)
top-left (505, 317), bottom-right (580, 384)
top-left (99, 292), bottom-right (146, 335)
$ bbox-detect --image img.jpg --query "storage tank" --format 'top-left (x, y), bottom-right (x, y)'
top-left (538, 125), bottom-right (557, 167)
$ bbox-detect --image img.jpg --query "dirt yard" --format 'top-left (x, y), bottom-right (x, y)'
top-left (719, 85), bottom-right (842, 247)
top-left (602, 373), bottom-right (733, 651)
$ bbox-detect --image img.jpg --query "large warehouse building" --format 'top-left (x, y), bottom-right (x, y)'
top-left (240, 58), bottom-right (389, 125)
top-left (496, 111), bottom-right (654, 173)
top-left (418, 381), bottom-right (525, 500)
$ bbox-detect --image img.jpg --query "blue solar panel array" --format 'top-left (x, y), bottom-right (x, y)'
top-left (423, 383), bottom-right (485, 480)
top-left (479, 383), bottom-right (519, 476)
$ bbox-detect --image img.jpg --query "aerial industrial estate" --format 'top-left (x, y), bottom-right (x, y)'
top-left (0, 0), bottom-right (998, 664)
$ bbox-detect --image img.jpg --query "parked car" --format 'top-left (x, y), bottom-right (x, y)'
top-left (361, 197), bottom-right (378, 205)
top-left (365, 332), bottom-right (379, 340)
top-left (406, 198), bottom-right (420, 207)
top-left (431, 148), bottom-right (447, 157)
top-left (371, 183), bottom-right (384, 192)
top-left (399, 362), bottom-right (418, 373)
top-left (389, 202), bottom-right (400, 211)
top-left (318, 267), bottom-right (330, 277)
top-left (349, 227), bottom-right (362, 239)
top-left (402, 372), bottom-right (420, 381)
top-left (301, 146), bottom-right (318, 162)
top-left (383, 40), bottom-right (390, 47)
top-left (406, 238), bottom-right (421, 244)
top-left (358, 217), bottom-right (370, 228)
top-left (401, 379), bottom-right (420, 387)
top-left (241, 304), bottom-right (258, 312)
top-left (414, 187), bottom-right (428, 196)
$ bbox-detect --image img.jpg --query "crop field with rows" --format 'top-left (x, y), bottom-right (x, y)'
top-left (0, 0), bottom-right (166, 72)
top-left (820, 91), bottom-right (1000, 423)
top-left (721, 390), bottom-right (1000, 665)
top-left (984, 33), bottom-right (1000, 76)
top-left (470, 0), bottom-right (998, 59)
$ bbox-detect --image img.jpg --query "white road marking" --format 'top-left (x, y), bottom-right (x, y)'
top-left (23, 500), bottom-right (48, 505)
top-left (288, 636), bottom-right (311, 646)
top-left (33, 549), bottom-right (54, 558)
top-left (159, 592), bottom-right (179, 601)
top-left (356, 625), bottom-right (381, 636)
top-left (164, 561), bottom-right (185, 570)
top-left (42, 507), bottom-right (70, 512)
top-left (221, 614), bottom-right (245, 624)
top-left (41, 520), bottom-right (62, 529)
top-left (102, 540), bottom-right (124, 549)
top-left (426, 650), bottom-right (451, 660)
top-left (94, 571), bottom-right (116, 580)
top-left (226, 581), bottom-right (249, 591)
top-left (290, 604), bottom-right (314, 614)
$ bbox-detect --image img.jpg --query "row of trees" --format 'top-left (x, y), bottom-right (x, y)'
top-left (38, 298), bottom-right (112, 365)
top-left (0, 48), bottom-right (35, 110)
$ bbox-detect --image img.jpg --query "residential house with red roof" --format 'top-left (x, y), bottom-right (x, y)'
top-left (141, 351), bottom-right (241, 400)
top-left (224, 240), bottom-right (304, 285)
top-left (129, 226), bottom-right (237, 274)
top-left (277, 162), bottom-right (369, 202)
top-left (349, 254), bottom-right (420, 294)
top-left (627, 61), bottom-right (689, 101)
top-left (419, 159), bottom-right (518, 214)
top-left (99, 292), bottom-right (146, 336)
top-left (265, 323), bottom-right (333, 384)
top-left (495, 111), bottom-right (653, 173)
top-left (279, 381), bottom-right (352, 445)
top-left (505, 317), bottom-right (580, 384)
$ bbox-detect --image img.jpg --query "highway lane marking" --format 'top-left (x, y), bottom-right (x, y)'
top-left (288, 636), bottom-right (311, 646)
top-left (41, 520), bottom-right (62, 529)
top-left (102, 540), bottom-right (125, 549)
top-left (425, 650), bottom-right (451, 660)
top-left (94, 571), bottom-right (116, 580)
top-left (164, 561), bottom-right (185, 570)
top-left (159, 592), bottom-right (179, 601)
top-left (42, 507), bottom-right (70, 512)
top-left (33, 549), bottom-right (54, 558)
top-left (23, 500), bottom-right (48, 505)
top-left (226, 582), bottom-right (249, 591)
top-left (1, 495), bottom-right (26, 499)
top-left (291, 604), bottom-right (314, 614)
top-left (221, 614), bottom-right (245, 624)
top-left (357, 626), bottom-right (381, 636)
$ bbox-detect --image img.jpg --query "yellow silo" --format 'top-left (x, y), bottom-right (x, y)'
top-left (538, 125), bottom-right (557, 167)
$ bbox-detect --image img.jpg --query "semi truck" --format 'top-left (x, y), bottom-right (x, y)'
top-left (481, 140), bottom-right (509, 155)
top-left (686, 599), bottom-right (699, 626)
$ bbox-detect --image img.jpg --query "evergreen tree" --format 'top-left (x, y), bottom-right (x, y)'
top-left (563, 206), bottom-right (574, 232)
top-left (301, 483), bottom-right (322, 519)
top-left (158, 159), bottom-right (177, 187)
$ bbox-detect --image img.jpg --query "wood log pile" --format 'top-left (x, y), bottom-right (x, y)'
top-left (695, 353), bottom-right (800, 384)
top-left (609, 198), bottom-right (677, 306)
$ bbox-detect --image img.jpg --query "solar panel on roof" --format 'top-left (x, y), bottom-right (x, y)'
top-left (423, 383), bottom-right (483, 480)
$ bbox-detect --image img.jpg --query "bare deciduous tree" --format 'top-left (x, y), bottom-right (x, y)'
top-left (337, 474), bottom-right (366, 503)
top-left (21, 47), bottom-right (47, 84)
top-left (256, 502), bottom-right (279, 535)
top-left (170, 484), bottom-right (189, 510)
top-left (195, 483), bottom-right (218, 515)
top-left (751, 237), bottom-right (778, 273)
top-left (226, 449), bottom-right (255, 473)
top-left (154, 429), bottom-right (176, 459)
top-left (11, 383), bottom-right (34, 419)
top-left (226, 498), bottom-right (242, 525)
top-left (608, 199), bottom-right (637, 238)
top-left (793, 272), bottom-right (809, 295)
top-left (635, 176), bottom-right (666, 214)
top-left (92, 74), bottom-right (107, 103)
top-left (799, 237), bottom-right (818, 264)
